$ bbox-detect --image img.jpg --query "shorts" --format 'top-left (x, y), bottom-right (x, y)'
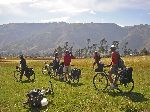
top-left (110, 64), bottom-right (118, 74)
top-left (63, 65), bottom-right (71, 74)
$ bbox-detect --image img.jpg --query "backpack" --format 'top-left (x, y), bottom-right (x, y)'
top-left (27, 89), bottom-right (44, 108)
top-left (118, 58), bottom-right (125, 69)
top-left (57, 65), bottom-right (64, 75)
top-left (71, 68), bottom-right (81, 80)
top-left (120, 67), bottom-right (133, 84)
top-left (117, 53), bottom-right (125, 69)
top-left (53, 59), bottom-right (59, 69)
top-left (95, 63), bottom-right (104, 72)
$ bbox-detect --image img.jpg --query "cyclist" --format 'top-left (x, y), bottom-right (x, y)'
top-left (52, 52), bottom-right (60, 74)
top-left (19, 55), bottom-right (28, 81)
top-left (93, 51), bottom-right (101, 69)
top-left (108, 45), bottom-right (120, 89)
top-left (63, 50), bottom-right (73, 82)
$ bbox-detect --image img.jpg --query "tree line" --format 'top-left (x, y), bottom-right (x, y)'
top-left (53, 38), bottom-right (149, 58)
top-left (0, 38), bottom-right (149, 58)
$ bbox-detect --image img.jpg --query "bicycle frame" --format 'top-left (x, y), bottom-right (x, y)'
top-left (93, 69), bottom-right (134, 93)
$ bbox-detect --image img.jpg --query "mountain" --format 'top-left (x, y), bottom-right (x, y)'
top-left (120, 24), bottom-right (150, 50)
top-left (0, 22), bottom-right (150, 55)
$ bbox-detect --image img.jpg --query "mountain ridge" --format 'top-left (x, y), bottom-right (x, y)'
top-left (0, 23), bottom-right (149, 55)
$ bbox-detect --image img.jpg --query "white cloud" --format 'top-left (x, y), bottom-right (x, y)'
top-left (29, 0), bottom-right (150, 13)
top-left (0, 0), bottom-right (150, 25)
top-left (40, 16), bottom-right (70, 23)
top-left (90, 10), bottom-right (96, 15)
top-left (0, 4), bottom-right (28, 16)
top-left (0, 0), bottom-right (33, 4)
top-left (48, 8), bottom-right (90, 14)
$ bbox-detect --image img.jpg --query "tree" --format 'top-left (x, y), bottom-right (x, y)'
top-left (86, 38), bottom-right (91, 57)
top-left (140, 48), bottom-right (149, 55)
top-left (122, 42), bottom-right (128, 56)
top-left (99, 38), bottom-right (108, 54)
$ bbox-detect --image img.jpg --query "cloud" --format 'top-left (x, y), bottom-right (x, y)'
top-left (1, 0), bottom-right (150, 16)
top-left (48, 8), bottom-right (90, 14)
top-left (29, 0), bottom-right (150, 12)
top-left (40, 16), bottom-right (70, 23)
top-left (0, 4), bottom-right (28, 16)
top-left (90, 10), bottom-right (96, 15)
top-left (0, 0), bottom-right (150, 25)
top-left (0, 0), bottom-right (33, 4)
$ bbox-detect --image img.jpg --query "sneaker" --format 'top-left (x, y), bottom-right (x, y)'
top-left (110, 83), bottom-right (118, 89)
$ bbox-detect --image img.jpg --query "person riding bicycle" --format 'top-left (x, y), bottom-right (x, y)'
top-left (63, 50), bottom-right (73, 82)
top-left (19, 55), bottom-right (29, 81)
top-left (93, 51), bottom-right (101, 69)
top-left (108, 45), bottom-right (120, 89)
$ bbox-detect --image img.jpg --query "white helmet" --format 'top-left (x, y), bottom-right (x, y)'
top-left (110, 45), bottom-right (116, 50)
top-left (41, 98), bottom-right (48, 107)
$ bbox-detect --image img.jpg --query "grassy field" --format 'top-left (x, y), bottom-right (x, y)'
top-left (0, 56), bottom-right (150, 112)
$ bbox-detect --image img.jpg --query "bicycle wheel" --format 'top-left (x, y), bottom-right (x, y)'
top-left (72, 76), bottom-right (79, 84)
top-left (117, 79), bottom-right (134, 93)
top-left (42, 66), bottom-right (48, 75)
top-left (30, 72), bottom-right (35, 81)
top-left (93, 72), bottom-right (108, 91)
top-left (14, 70), bottom-right (20, 81)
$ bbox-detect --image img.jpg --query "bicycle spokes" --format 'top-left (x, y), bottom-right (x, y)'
top-left (118, 80), bottom-right (134, 93)
top-left (93, 73), bottom-right (108, 91)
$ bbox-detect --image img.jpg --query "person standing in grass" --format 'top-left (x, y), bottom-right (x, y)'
top-left (93, 51), bottom-right (101, 69)
top-left (53, 52), bottom-right (60, 75)
top-left (63, 50), bottom-right (72, 82)
top-left (19, 55), bottom-right (27, 81)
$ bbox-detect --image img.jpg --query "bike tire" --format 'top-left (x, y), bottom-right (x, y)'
top-left (117, 79), bottom-right (134, 93)
top-left (14, 70), bottom-right (20, 81)
top-left (30, 72), bottom-right (35, 81)
top-left (42, 67), bottom-right (47, 75)
top-left (72, 77), bottom-right (79, 84)
top-left (93, 72), bottom-right (108, 91)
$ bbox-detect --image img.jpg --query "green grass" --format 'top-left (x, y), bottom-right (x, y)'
top-left (0, 56), bottom-right (150, 112)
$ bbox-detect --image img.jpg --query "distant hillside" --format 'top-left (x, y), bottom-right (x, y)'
top-left (120, 25), bottom-right (150, 51)
top-left (0, 23), bottom-right (150, 55)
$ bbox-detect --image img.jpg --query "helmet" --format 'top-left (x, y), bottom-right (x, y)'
top-left (55, 52), bottom-right (58, 55)
top-left (94, 51), bottom-right (98, 54)
top-left (41, 98), bottom-right (48, 107)
top-left (19, 55), bottom-right (23, 59)
top-left (65, 50), bottom-right (69, 53)
top-left (110, 45), bottom-right (116, 50)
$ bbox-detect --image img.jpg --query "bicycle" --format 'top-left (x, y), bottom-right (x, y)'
top-left (69, 66), bottom-right (81, 83)
top-left (14, 66), bottom-right (35, 81)
top-left (56, 64), bottom-right (81, 83)
top-left (23, 81), bottom-right (54, 109)
top-left (41, 62), bottom-right (55, 77)
top-left (93, 67), bottom-right (134, 93)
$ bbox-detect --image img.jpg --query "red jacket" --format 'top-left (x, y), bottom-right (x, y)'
top-left (111, 51), bottom-right (119, 65)
top-left (64, 54), bottom-right (72, 66)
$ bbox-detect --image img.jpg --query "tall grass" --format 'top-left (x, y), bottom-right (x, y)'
top-left (0, 56), bottom-right (150, 112)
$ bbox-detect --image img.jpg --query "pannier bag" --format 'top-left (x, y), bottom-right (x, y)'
top-left (71, 68), bottom-right (81, 79)
top-left (95, 63), bottom-right (104, 72)
top-left (120, 67), bottom-right (133, 84)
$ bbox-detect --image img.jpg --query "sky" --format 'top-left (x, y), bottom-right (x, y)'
top-left (0, 0), bottom-right (150, 26)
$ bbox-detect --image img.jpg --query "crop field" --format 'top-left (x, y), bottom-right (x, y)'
top-left (0, 56), bottom-right (150, 112)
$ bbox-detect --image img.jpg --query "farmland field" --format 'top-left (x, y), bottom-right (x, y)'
top-left (0, 56), bottom-right (150, 112)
